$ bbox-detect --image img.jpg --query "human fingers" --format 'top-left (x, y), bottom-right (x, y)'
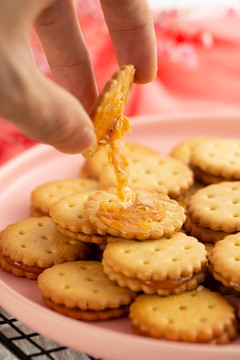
top-left (0, 36), bottom-right (96, 154)
top-left (34, 0), bottom-right (98, 113)
top-left (100, 0), bottom-right (157, 84)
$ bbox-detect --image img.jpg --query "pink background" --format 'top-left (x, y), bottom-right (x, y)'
top-left (1, 1), bottom-right (240, 165)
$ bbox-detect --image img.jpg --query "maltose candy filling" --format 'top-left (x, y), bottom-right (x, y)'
top-left (2, 254), bottom-right (43, 274)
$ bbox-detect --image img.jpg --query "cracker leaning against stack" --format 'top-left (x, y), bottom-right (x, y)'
top-left (1, 66), bottom-right (240, 345)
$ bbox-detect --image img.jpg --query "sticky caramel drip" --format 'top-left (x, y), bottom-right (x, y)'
top-left (97, 194), bottom-right (165, 234)
top-left (140, 275), bottom-right (193, 290)
top-left (104, 114), bottom-right (131, 201)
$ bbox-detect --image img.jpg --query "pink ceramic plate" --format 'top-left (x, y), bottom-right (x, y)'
top-left (1, 113), bottom-right (240, 360)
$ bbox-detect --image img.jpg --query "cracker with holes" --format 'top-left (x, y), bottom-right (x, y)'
top-left (84, 189), bottom-right (185, 240)
top-left (0, 217), bottom-right (91, 279)
top-left (38, 261), bottom-right (136, 321)
top-left (201, 243), bottom-right (240, 296)
top-left (102, 232), bottom-right (207, 295)
top-left (170, 136), bottom-right (219, 165)
top-left (31, 178), bottom-right (99, 216)
top-left (81, 142), bottom-right (158, 180)
top-left (49, 191), bottom-right (111, 245)
top-left (184, 215), bottom-right (229, 243)
top-left (186, 182), bottom-right (240, 233)
top-left (209, 233), bottom-right (240, 292)
top-left (190, 138), bottom-right (240, 184)
top-left (129, 287), bottom-right (237, 344)
top-left (99, 152), bottom-right (194, 198)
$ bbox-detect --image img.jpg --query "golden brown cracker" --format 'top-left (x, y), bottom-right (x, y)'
top-left (31, 178), bottom-right (99, 215)
top-left (49, 191), bottom-right (100, 235)
top-left (184, 215), bottom-right (230, 243)
top-left (54, 223), bottom-right (110, 245)
top-left (38, 261), bottom-right (136, 320)
top-left (209, 233), bottom-right (240, 292)
top-left (190, 164), bottom-right (225, 185)
top-left (49, 190), bottom-right (119, 245)
top-left (0, 217), bottom-right (91, 279)
top-left (186, 182), bottom-right (240, 232)
top-left (100, 152), bottom-right (194, 198)
top-left (170, 136), bottom-right (219, 164)
top-left (129, 287), bottom-right (237, 343)
top-left (102, 232), bottom-right (207, 295)
top-left (84, 189), bottom-right (185, 240)
top-left (191, 138), bottom-right (240, 180)
top-left (81, 142), bottom-right (158, 180)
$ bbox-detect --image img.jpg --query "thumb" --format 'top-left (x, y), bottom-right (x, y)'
top-left (1, 64), bottom-right (97, 154)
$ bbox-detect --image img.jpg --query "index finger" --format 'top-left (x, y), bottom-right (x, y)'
top-left (100, 0), bottom-right (157, 84)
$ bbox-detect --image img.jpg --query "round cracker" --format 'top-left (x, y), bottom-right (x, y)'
top-left (38, 261), bottom-right (136, 312)
top-left (129, 287), bottom-right (237, 343)
top-left (210, 233), bottom-right (240, 291)
top-left (184, 215), bottom-right (231, 243)
top-left (31, 178), bottom-right (99, 215)
top-left (0, 217), bottom-right (90, 277)
top-left (102, 232), bottom-right (207, 295)
top-left (81, 142), bottom-right (158, 180)
top-left (49, 191), bottom-right (100, 235)
top-left (191, 138), bottom-right (240, 179)
top-left (54, 223), bottom-right (110, 245)
top-left (84, 189), bottom-right (185, 240)
top-left (100, 152), bottom-right (194, 198)
top-left (170, 136), bottom-right (219, 164)
top-left (187, 182), bottom-right (240, 232)
top-left (190, 164), bottom-right (226, 185)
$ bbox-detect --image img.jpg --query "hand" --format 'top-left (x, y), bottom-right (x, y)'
top-left (0, 0), bottom-right (157, 154)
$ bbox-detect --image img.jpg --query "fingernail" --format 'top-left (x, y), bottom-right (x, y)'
top-left (56, 127), bottom-right (96, 154)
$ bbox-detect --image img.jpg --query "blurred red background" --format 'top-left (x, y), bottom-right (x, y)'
top-left (1, 1), bottom-right (240, 165)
